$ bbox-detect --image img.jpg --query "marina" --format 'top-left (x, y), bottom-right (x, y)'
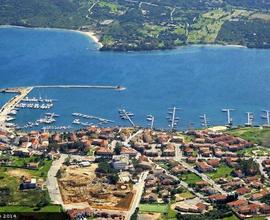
top-left (2, 86), bottom-right (270, 131)
top-left (1, 27), bottom-right (270, 129)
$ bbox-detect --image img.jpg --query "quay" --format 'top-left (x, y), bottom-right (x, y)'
top-left (0, 87), bottom-right (33, 131)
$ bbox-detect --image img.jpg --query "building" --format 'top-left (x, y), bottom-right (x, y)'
top-left (112, 155), bottom-right (129, 170)
top-left (20, 178), bottom-right (37, 190)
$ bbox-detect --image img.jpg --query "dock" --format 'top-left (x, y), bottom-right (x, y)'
top-left (119, 109), bottom-right (135, 127)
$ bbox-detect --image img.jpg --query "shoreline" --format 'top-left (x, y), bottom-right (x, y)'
top-left (0, 25), bottom-right (103, 48)
top-left (0, 25), bottom-right (262, 51)
top-left (75, 30), bottom-right (103, 48)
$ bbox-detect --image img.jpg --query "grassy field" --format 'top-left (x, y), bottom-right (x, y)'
top-left (207, 164), bottom-right (233, 180)
top-left (0, 158), bottom-right (53, 208)
top-left (139, 203), bottom-right (168, 213)
top-left (0, 205), bottom-right (62, 212)
top-left (98, 1), bottom-right (124, 14)
top-left (165, 202), bottom-right (177, 219)
top-left (227, 127), bottom-right (270, 146)
top-left (0, 167), bottom-right (50, 206)
top-left (223, 214), bottom-right (239, 220)
top-left (179, 173), bottom-right (202, 185)
top-left (188, 8), bottom-right (252, 44)
top-left (177, 191), bottom-right (194, 199)
top-left (7, 156), bottom-right (53, 179)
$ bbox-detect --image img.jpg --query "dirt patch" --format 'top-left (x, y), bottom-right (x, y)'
top-left (58, 164), bottom-right (134, 211)
top-left (8, 169), bottom-right (32, 179)
top-left (138, 213), bottom-right (161, 220)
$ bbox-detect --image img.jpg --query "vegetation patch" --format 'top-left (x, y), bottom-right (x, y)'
top-left (179, 173), bottom-right (202, 185)
top-left (139, 203), bottom-right (168, 213)
top-left (207, 164), bottom-right (233, 180)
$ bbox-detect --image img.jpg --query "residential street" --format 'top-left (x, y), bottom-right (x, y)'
top-left (46, 154), bottom-right (68, 205)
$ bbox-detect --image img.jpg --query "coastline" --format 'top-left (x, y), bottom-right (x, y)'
top-left (0, 25), bottom-right (258, 51)
top-left (75, 30), bottom-right (103, 48)
top-left (0, 25), bottom-right (103, 49)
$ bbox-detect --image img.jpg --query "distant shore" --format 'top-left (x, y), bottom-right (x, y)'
top-left (0, 25), bottom-right (254, 51)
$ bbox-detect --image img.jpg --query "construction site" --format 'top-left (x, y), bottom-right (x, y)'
top-left (58, 164), bottom-right (134, 211)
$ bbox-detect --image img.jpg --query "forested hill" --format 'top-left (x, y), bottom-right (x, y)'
top-left (1, 0), bottom-right (270, 51)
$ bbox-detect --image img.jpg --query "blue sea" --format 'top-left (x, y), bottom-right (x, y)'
top-left (1, 26), bottom-right (270, 130)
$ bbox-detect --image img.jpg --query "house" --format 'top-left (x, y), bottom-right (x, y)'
top-left (27, 162), bottom-right (39, 170)
top-left (162, 144), bottom-right (175, 157)
top-left (13, 148), bottom-right (31, 157)
top-left (171, 136), bottom-right (183, 143)
top-left (235, 187), bottom-right (251, 195)
top-left (92, 139), bottom-right (108, 147)
top-left (260, 204), bottom-right (270, 214)
top-left (144, 149), bottom-right (159, 157)
top-left (183, 147), bottom-right (193, 156)
top-left (207, 159), bottom-right (220, 167)
top-left (141, 193), bottom-right (158, 203)
top-left (79, 161), bottom-right (91, 167)
top-left (171, 165), bottom-right (187, 175)
top-left (20, 178), bottom-right (37, 190)
top-left (263, 159), bottom-right (270, 167)
top-left (251, 189), bottom-right (270, 200)
top-left (196, 161), bottom-right (214, 172)
top-left (67, 208), bottom-right (92, 220)
top-left (187, 156), bottom-right (196, 163)
top-left (0, 143), bottom-right (9, 152)
top-left (195, 181), bottom-right (209, 188)
top-left (175, 203), bottom-right (208, 213)
top-left (238, 203), bottom-right (260, 215)
top-left (208, 194), bottom-right (227, 203)
top-left (227, 199), bottom-right (248, 208)
top-left (95, 147), bottom-right (113, 158)
top-left (120, 147), bottom-right (137, 157)
top-left (112, 155), bottom-right (129, 170)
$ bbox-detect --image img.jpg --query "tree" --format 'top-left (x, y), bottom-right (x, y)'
top-left (108, 174), bottom-right (119, 184)
top-left (130, 207), bottom-right (139, 220)
top-left (115, 143), bottom-right (122, 155)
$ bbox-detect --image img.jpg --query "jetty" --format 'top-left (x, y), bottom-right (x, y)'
top-left (33, 85), bottom-right (126, 91)
top-left (0, 84), bottom-right (126, 94)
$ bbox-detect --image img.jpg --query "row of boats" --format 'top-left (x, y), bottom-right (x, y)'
top-left (22, 96), bottom-right (57, 103)
top-left (16, 102), bottom-right (53, 109)
top-left (17, 113), bottom-right (59, 129)
top-left (72, 112), bottom-right (114, 127)
top-left (72, 112), bottom-right (114, 124)
top-left (42, 126), bottom-right (71, 130)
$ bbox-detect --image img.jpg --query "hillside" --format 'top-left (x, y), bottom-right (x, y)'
top-left (1, 0), bottom-right (270, 51)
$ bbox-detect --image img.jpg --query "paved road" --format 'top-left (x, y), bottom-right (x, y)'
top-left (124, 129), bottom-right (143, 145)
top-left (46, 154), bottom-right (68, 205)
top-left (175, 158), bottom-right (226, 194)
top-left (127, 171), bottom-right (149, 219)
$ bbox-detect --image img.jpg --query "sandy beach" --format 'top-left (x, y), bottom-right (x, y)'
top-left (77, 30), bottom-right (103, 48)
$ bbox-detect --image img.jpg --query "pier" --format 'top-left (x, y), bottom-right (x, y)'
top-left (119, 109), bottom-right (135, 127)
